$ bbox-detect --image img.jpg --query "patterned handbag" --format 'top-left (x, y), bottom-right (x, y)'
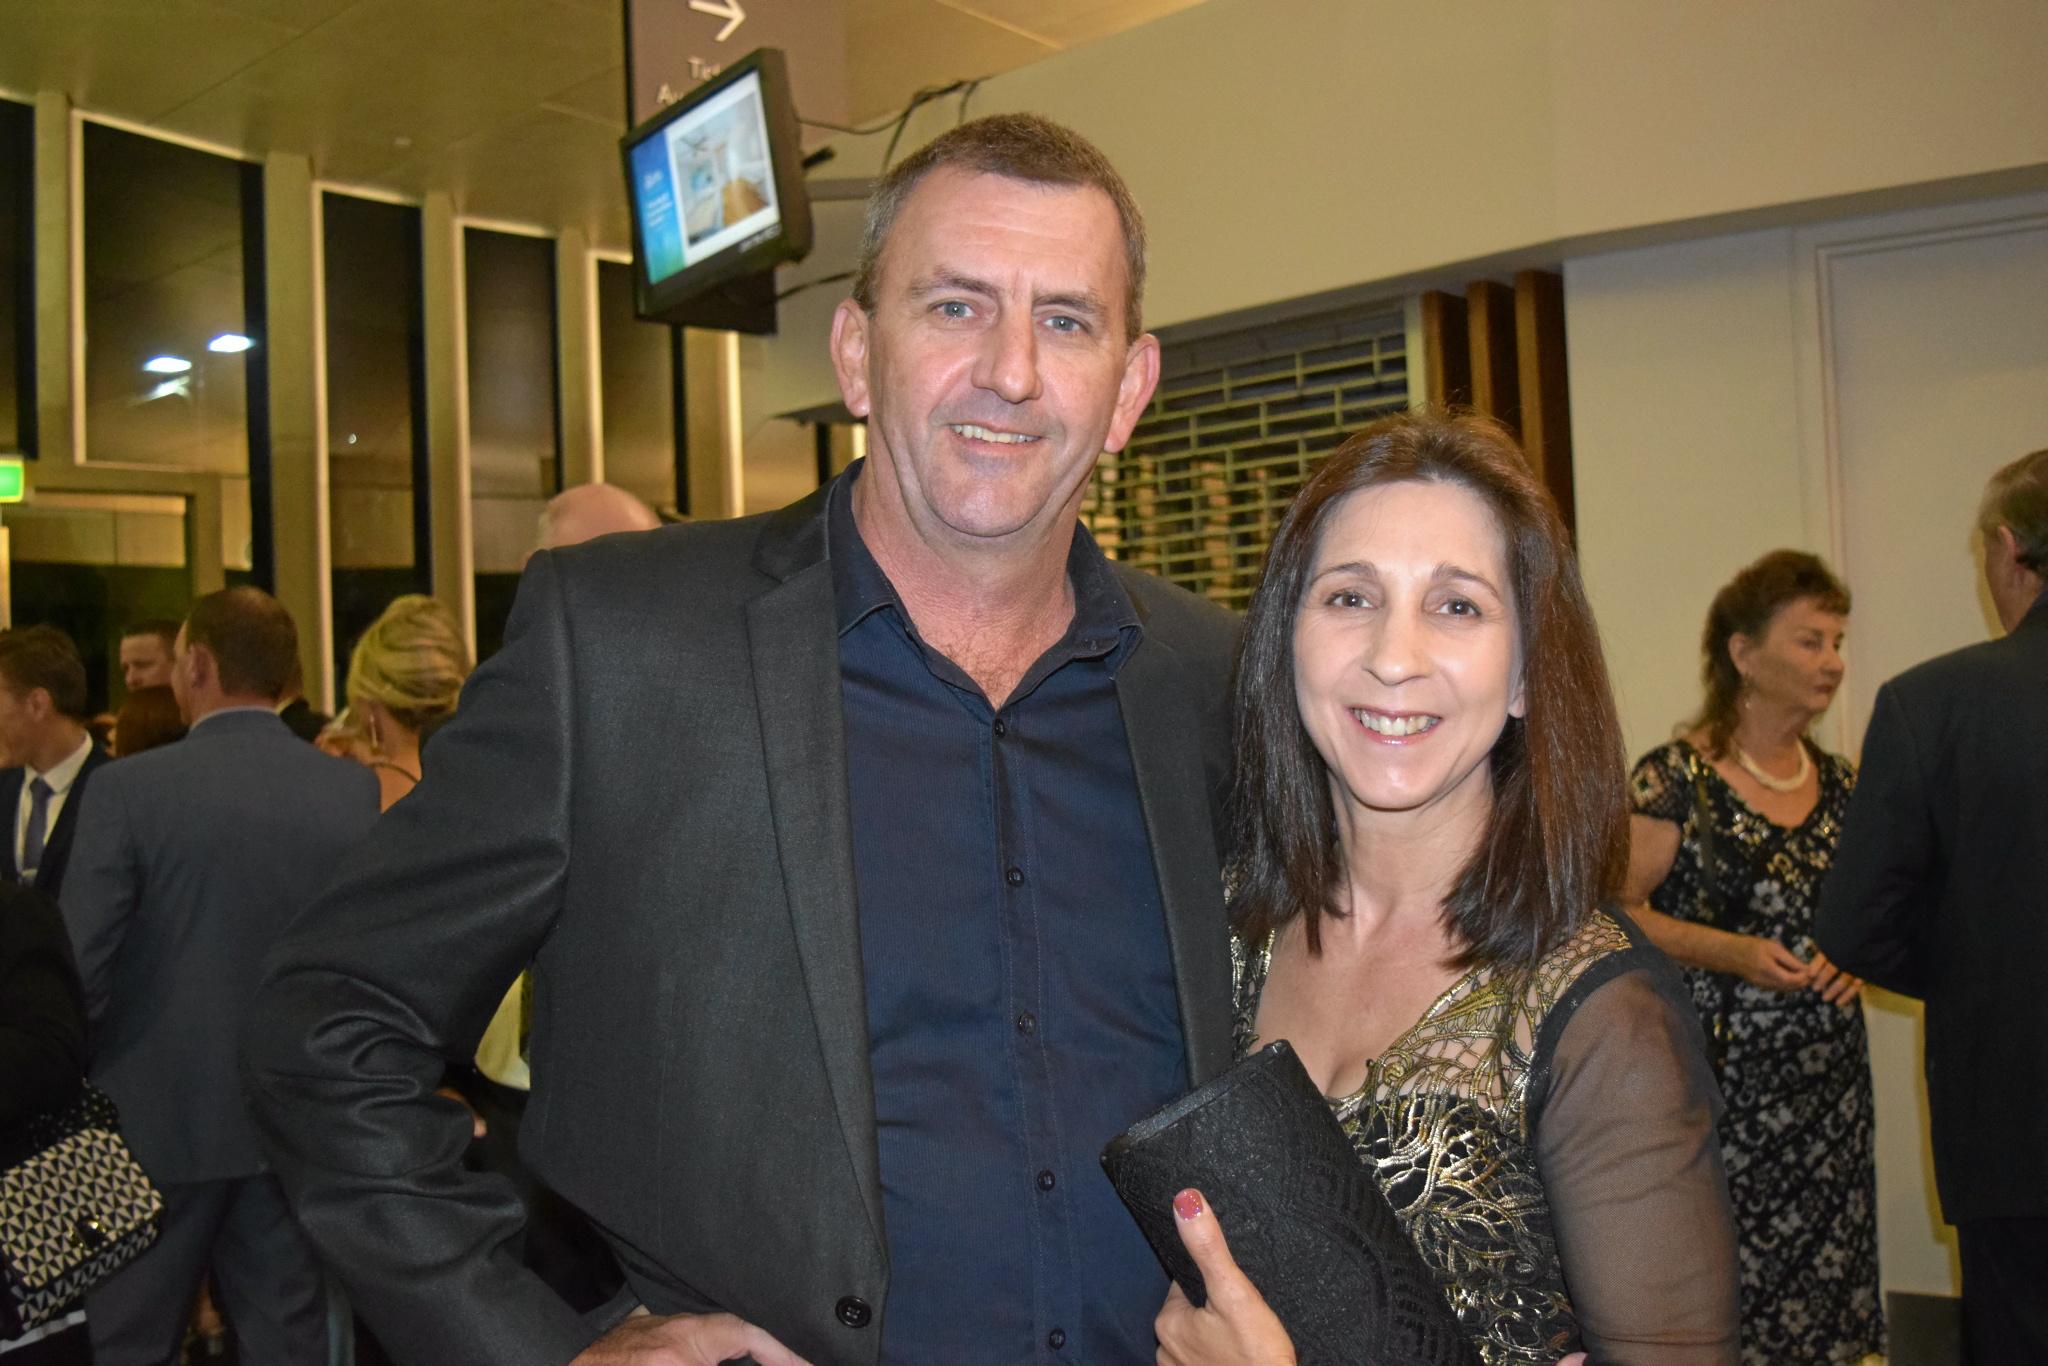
top-left (0, 1083), bottom-right (164, 1335)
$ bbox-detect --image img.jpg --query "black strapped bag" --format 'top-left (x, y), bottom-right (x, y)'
top-left (0, 1083), bottom-right (163, 1335)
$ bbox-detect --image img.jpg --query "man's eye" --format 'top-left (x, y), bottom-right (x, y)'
top-left (937, 300), bottom-right (973, 319)
top-left (1045, 315), bottom-right (1083, 334)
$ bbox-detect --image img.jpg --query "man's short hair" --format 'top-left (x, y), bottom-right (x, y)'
top-left (184, 588), bottom-right (299, 701)
top-left (0, 625), bottom-right (90, 720)
top-left (1979, 447), bottom-right (2048, 573)
top-left (121, 618), bottom-right (181, 651)
top-left (852, 113), bottom-right (1148, 342)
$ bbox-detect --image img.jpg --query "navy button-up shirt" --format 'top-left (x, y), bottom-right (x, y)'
top-left (830, 473), bottom-right (1188, 1363)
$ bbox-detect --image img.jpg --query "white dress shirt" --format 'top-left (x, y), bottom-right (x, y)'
top-left (14, 731), bottom-right (95, 876)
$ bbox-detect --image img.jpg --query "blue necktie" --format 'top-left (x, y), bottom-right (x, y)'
top-left (21, 777), bottom-right (51, 881)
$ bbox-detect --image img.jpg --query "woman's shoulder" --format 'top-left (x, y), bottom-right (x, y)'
top-left (1524, 909), bottom-right (1642, 1017)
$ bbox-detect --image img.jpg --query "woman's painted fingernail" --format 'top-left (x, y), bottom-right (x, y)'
top-left (1173, 1189), bottom-right (1203, 1220)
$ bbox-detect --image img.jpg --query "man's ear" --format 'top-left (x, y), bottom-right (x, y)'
top-left (830, 299), bottom-right (873, 419)
top-left (1104, 332), bottom-right (1162, 455)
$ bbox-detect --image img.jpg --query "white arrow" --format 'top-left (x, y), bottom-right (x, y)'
top-left (689, 0), bottom-right (746, 42)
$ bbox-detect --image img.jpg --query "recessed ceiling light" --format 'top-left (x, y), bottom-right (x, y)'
top-left (143, 356), bottom-right (191, 374)
top-left (208, 333), bottom-right (254, 353)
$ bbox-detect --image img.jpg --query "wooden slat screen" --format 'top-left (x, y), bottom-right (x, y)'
top-left (1083, 307), bottom-right (1408, 609)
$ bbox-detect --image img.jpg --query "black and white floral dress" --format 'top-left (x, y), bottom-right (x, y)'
top-left (1630, 740), bottom-right (1884, 1366)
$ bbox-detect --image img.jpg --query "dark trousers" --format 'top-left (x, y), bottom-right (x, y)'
top-left (85, 1175), bottom-right (326, 1366)
top-left (1957, 1217), bottom-right (2048, 1366)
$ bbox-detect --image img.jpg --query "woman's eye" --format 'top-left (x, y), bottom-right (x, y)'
top-left (1326, 589), bottom-right (1367, 609)
top-left (1441, 597), bottom-right (1480, 618)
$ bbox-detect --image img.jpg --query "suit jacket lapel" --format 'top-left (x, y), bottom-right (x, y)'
top-left (1116, 636), bottom-right (1235, 1086)
top-left (0, 769), bottom-right (19, 882)
top-left (38, 747), bottom-right (107, 890)
top-left (745, 479), bottom-right (885, 1258)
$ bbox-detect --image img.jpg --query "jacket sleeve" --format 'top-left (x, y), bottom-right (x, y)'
top-left (243, 554), bottom-right (596, 1366)
top-left (1815, 682), bottom-right (1939, 997)
top-left (0, 887), bottom-right (88, 1127)
top-left (57, 768), bottom-right (141, 1027)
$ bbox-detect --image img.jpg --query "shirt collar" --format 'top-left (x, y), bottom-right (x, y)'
top-left (190, 704), bottom-right (281, 731)
top-left (827, 460), bottom-right (1143, 661)
top-left (27, 732), bottom-right (95, 795)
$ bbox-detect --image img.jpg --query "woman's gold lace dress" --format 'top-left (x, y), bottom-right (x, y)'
top-left (1233, 911), bottom-right (1740, 1365)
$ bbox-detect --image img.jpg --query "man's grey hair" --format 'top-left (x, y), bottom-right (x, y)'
top-left (1978, 447), bottom-right (2048, 572)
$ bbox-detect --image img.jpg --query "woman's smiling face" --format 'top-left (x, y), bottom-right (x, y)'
top-left (1291, 478), bottom-right (1525, 831)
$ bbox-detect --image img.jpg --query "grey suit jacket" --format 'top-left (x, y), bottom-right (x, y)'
top-left (1817, 592), bottom-right (2048, 1223)
top-left (245, 474), bottom-right (1241, 1366)
top-left (3, 744), bottom-right (111, 901)
top-left (61, 709), bottom-right (380, 1184)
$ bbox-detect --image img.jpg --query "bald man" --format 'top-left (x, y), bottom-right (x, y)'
top-left (534, 483), bottom-right (661, 553)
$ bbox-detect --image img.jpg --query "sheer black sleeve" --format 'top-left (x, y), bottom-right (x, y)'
top-left (1532, 964), bottom-right (1739, 1365)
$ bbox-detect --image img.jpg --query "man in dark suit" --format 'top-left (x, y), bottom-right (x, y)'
top-left (245, 115), bottom-right (1238, 1366)
top-left (0, 625), bottom-right (109, 902)
top-left (1818, 446), bottom-right (2048, 1363)
top-left (62, 588), bottom-right (381, 1366)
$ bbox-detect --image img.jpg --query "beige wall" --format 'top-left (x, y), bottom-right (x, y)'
top-left (747, 0), bottom-right (2048, 423)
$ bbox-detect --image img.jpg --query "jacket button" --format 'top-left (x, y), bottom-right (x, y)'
top-left (836, 1296), bottom-right (871, 1329)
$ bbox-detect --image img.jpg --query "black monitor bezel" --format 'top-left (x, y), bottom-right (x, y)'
top-left (619, 48), bottom-right (813, 323)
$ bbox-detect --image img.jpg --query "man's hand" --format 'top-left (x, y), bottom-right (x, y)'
top-left (1806, 949), bottom-right (1864, 1006)
top-left (571, 1309), bottom-right (810, 1365)
top-left (1155, 1189), bottom-right (1296, 1366)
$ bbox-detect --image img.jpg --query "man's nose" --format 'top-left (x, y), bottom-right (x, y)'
top-left (973, 311), bottom-right (1041, 404)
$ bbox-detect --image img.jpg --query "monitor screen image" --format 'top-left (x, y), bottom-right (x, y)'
top-left (631, 70), bottom-right (781, 287)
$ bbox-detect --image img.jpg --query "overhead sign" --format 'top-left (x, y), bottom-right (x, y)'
top-left (0, 459), bottom-right (23, 504)
top-left (626, 0), bottom-right (848, 130)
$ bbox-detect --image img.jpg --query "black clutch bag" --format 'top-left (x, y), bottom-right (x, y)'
top-left (1101, 1041), bottom-right (1480, 1366)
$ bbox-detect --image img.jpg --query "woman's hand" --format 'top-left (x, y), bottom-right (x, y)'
top-left (1154, 1189), bottom-right (1296, 1366)
top-left (1805, 949), bottom-right (1864, 1005)
top-left (1721, 933), bottom-right (1812, 992)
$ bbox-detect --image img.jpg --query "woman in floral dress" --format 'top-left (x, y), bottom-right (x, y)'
top-left (1626, 550), bottom-right (1884, 1365)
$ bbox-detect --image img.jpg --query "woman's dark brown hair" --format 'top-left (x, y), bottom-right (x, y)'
top-left (114, 685), bottom-right (187, 757)
top-left (1230, 409), bottom-right (1628, 971)
top-left (1689, 550), bottom-right (1850, 758)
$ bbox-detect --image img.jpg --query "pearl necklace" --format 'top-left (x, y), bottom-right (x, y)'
top-left (1734, 741), bottom-right (1810, 793)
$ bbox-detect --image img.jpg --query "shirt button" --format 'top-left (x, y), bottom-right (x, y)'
top-left (1036, 1169), bottom-right (1056, 1191)
top-left (1015, 1012), bottom-right (1036, 1035)
top-left (835, 1296), bottom-right (871, 1329)
top-left (993, 717), bottom-right (1008, 738)
top-left (1047, 1328), bottom-right (1067, 1350)
top-left (1005, 866), bottom-right (1024, 887)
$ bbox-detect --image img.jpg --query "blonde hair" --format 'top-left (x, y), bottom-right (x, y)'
top-left (346, 595), bottom-right (472, 735)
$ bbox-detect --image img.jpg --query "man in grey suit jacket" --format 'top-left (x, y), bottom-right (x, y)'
top-left (1818, 447), bottom-right (2048, 1363)
top-left (246, 116), bottom-right (1238, 1366)
top-left (63, 588), bottom-right (380, 1366)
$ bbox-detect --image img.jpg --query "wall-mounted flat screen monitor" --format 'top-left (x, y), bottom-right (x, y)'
top-left (621, 48), bottom-right (812, 327)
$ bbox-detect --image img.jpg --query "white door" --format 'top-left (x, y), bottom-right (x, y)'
top-left (1800, 194), bottom-right (2048, 1296)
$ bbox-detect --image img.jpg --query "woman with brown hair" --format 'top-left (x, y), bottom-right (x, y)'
top-left (110, 684), bottom-right (186, 757)
top-left (1624, 552), bottom-right (1883, 1365)
top-left (1157, 410), bottom-right (1738, 1366)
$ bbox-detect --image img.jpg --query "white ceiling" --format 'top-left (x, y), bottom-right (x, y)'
top-left (1, 0), bottom-right (1208, 251)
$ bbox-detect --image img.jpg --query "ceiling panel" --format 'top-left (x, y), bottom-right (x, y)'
top-left (929, 0), bottom-right (1209, 52)
top-left (846, 0), bottom-right (1054, 124)
top-left (0, 0), bottom-right (300, 122)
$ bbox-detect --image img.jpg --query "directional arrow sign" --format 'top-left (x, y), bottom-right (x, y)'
top-left (689, 0), bottom-right (746, 42)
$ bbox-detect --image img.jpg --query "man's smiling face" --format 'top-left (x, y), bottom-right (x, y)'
top-left (832, 166), bottom-right (1158, 551)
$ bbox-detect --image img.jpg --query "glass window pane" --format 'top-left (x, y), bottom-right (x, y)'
top-left (596, 259), bottom-right (677, 515)
top-left (81, 122), bottom-right (263, 578)
top-left (325, 192), bottom-right (427, 690)
top-left (465, 227), bottom-right (558, 659)
top-left (1, 97), bottom-right (32, 457)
